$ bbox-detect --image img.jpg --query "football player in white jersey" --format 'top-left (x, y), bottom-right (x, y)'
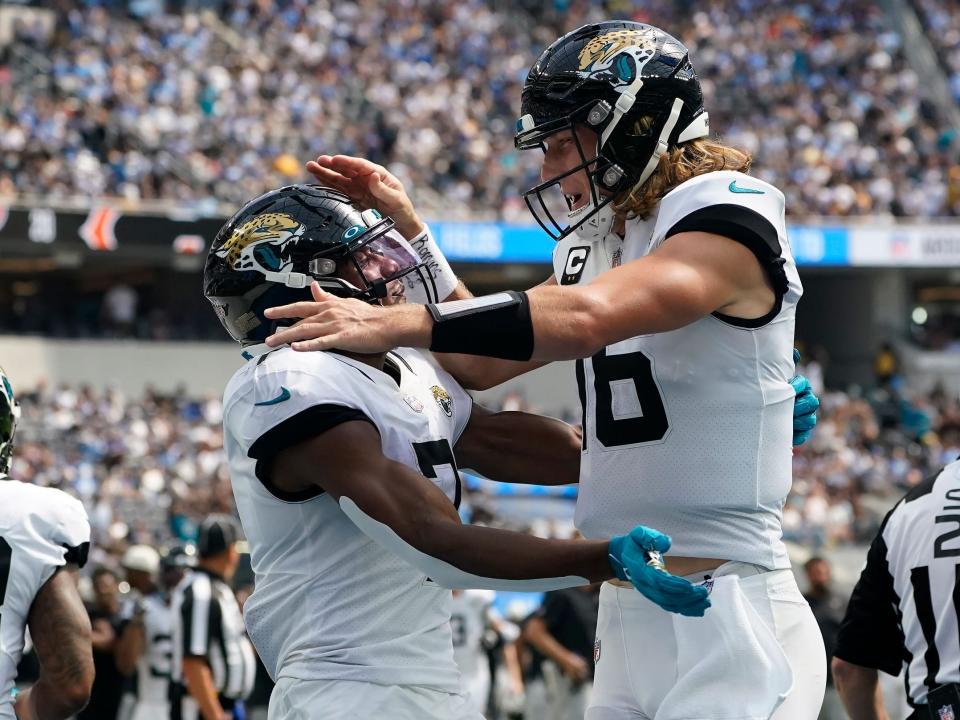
top-left (449, 589), bottom-right (497, 716)
top-left (0, 368), bottom-right (94, 720)
top-left (263, 21), bottom-right (824, 720)
top-left (116, 546), bottom-right (191, 720)
top-left (204, 185), bottom-right (710, 720)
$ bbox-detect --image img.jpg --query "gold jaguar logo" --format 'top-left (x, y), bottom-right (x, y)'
top-left (578, 29), bottom-right (656, 71)
top-left (216, 213), bottom-right (302, 268)
top-left (430, 385), bottom-right (453, 417)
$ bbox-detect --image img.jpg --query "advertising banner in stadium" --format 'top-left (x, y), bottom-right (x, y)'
top-left (16, 202), bottom-right (960, 268)
top-left (848, 225), bottom-right (960, 266)
top-left (429, 221), bottom-right (852, 265)
top-left (0, 205), bottom-right (222, 258)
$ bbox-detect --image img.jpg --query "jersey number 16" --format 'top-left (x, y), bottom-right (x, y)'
top-left (576, 348), bottom-right (669, 449)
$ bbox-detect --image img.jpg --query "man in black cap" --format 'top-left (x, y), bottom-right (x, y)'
top-left (170, 515), bottom-right (255, 720)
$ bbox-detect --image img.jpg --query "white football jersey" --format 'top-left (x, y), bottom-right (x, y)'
top-left (554, 171), bottom-right (802, 569)
top-left (222, 344), bottom-right (472, 691)
top-left (449, 589), bottom-right (495, 680)
top-left (0, 478), bottom-right (90, 720)
top-left (134, 594), bottom-right (174, 706)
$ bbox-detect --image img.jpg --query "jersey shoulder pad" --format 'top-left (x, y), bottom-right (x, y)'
top-left (226, 348), bottom-right (378, 446)
top-left (394, 348), bottom-right (474, 442)
top-left (0, 483), bottom-right (90, 567)
top-left (653, 171), bottom-right (786, 247)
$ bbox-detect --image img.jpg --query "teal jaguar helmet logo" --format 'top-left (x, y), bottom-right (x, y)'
top-left (214, 212), bottom-right (305, 274)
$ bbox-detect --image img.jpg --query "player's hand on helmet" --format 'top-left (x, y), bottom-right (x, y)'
top-left (265, 281), bottom-right (405, 354)
top-left (305, 155), bottom-right (423, 240)
top-left (791, 349), bottom-right (819, 447)
top-left (608, 526), bottom-right (711, 617)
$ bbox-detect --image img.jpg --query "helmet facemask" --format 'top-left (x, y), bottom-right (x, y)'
top-left (205, 185), bottom-right (438, 346)
top-left (0, 370), bottom-right (20, 476)
top-left (516, 106), bottom-right (622, 243)
top-left (515, 22), bottom-right (711, 243)
top-left (308, 214), bottom-right (435, 306)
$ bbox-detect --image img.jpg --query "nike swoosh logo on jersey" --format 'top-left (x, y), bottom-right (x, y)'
top-left (729, 180), bottom-right (765, 194)
top-left (255, 387), bottom-right (291, 406)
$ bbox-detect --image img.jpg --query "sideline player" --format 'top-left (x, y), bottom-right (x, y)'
top-left (449, 589), bottom-right (498, 716)
top-left (116, 546), bottom-right (193, 720)
top-left (0, 367), bottom-right (94, 720)
top-left (203, 185), bottom-right (710, 720)
top-left (265, 21), bottom-right (824, 719)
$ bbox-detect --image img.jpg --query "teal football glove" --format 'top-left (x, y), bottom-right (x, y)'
top-left (608, 526), bottom-right (711, 617)
top-left (791, 349), bottom-right (819, 446)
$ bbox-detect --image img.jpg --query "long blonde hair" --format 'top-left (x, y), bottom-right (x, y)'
top-left (614, 139), bottom-right (753, 220)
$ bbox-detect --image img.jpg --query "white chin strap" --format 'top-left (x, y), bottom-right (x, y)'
top-left (635, 97), bottom-right (685, 188)
top-left (569, 199), bottom-right (616, 244)
top-left (570, 99), bottom-right (709, 244)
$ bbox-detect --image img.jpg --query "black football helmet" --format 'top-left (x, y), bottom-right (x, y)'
top-left (0, 366), bottom-right (19, 476)
top-left (203, 185), bottom-right (434, 346)
top-left (515, 21), bottom-right (710, 242)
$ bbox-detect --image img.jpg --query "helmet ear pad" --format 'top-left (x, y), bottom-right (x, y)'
top-left (241, 277), bottom-right (370, 345)
top-left (599, 82), bottom-right (697, 192)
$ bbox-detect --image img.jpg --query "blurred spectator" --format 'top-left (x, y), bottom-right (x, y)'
top-left (803, 557), bottom-right (847, 720)
top-left (101, 284), bottom-right (139, 339)
top-left (873, 342), bottom-right (900, 386)
top-left (79, 566), bottom-right (125, 720)
top-left (522, 584), bottom-right (600, 720)
top-left (912, 0), bottom-right (960, 108)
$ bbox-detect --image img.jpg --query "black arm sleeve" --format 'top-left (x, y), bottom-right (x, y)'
top-left (833, 530), bottom-right (906, 676)
top-left (248, 404), bottom-right (377, 501)
top-left (666, 204), bottom-right (788, 328)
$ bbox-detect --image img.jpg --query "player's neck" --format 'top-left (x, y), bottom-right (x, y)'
top-left (333, 350), bottom-right (388, 372)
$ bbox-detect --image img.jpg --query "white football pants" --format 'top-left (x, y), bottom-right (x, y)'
top-left (267, 677), bottom-right (482, 720)
top-left (587, 563), bottom-right (826, 720)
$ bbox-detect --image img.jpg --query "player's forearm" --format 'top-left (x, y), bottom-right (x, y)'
top-left (430, 281), bottom-right (546, 387)
top-left (455, 409), bottom-right (580, 485)
top-left (434, 353), bottom-right (547, 390)
top-left (832, 660), bottom-right (888, 720)
top-left (416, 520), bottom-right (611, 583)
top-left (18, 678), bottom-right (90, 720)
top-left (523, 618), bottom-right (577, 667)
top-left (183, 659), bottom-right (225, 720)
top-left (114, 621), bottom-right (146, 675)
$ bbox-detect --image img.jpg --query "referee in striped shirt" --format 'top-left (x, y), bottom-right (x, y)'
top-left (171, 515), bottom-right (256, 720)
top-left (833, 459), bottom-right (960, 719)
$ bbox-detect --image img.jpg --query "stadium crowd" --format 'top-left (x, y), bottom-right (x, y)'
top-left (912, 0), bottom-right (960, 105)
top-left (3, 0), bottom-right (960, 218)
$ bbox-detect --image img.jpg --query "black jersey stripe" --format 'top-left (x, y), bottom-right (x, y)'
top-left (911, 565), bottom-right (941, 692)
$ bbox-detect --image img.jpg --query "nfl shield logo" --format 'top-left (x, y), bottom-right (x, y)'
top-left (593, 638), bottom-right (601, 664)
top-left (939, 705), bottom-right (955, 720)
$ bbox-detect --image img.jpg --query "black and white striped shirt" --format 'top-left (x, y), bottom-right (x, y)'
top-left (171, 569), bottom-right (256, 705)
top-left (835, 459), bottom-right (960, 708)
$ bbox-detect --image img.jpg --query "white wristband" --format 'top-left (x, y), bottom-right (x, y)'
top-left (404, 224), bottom-right (458, 303)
